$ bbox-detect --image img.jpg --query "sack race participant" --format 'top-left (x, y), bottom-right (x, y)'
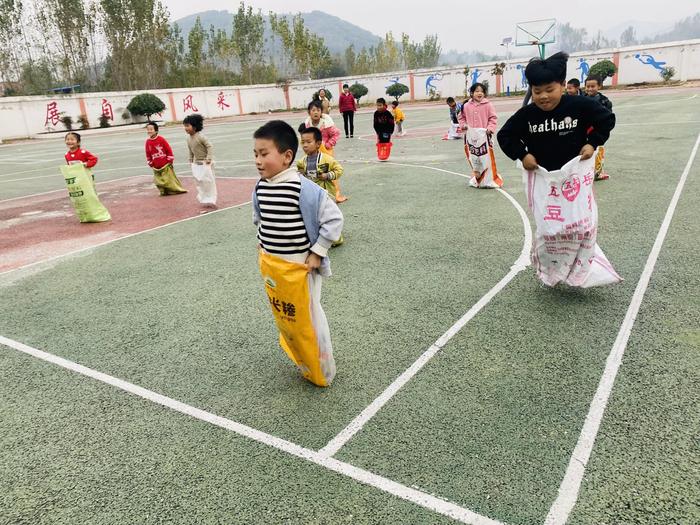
top-left (443, 97), bottom-right (464, 140)
top-left (523, 155), bottom-right (622, 288)
top-left (60, 163), bottom-right (111, 223)
top-left (252, 120), bottom-right (344, 387)
top-left (259, 252), bottom-right (336, 386)
top-left (183, 113), bottom-right (217, 207)
top-left (464, 128), bottom-right (503, 188)
top-left (145, 121), bottom-right (187, 195)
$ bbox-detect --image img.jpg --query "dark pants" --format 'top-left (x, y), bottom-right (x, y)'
top-left (377, 132), bottom-right (392, 143)
top-left (342, 111), bottom-right (355, 137)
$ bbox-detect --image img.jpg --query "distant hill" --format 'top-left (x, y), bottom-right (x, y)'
top-left (173, 9), bottom-right (381, 56)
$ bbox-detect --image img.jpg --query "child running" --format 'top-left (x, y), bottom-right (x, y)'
top-left (458, 82), bottom-right (501, 187)
top-left (391, 101), bottom-right (406, 136)
top-left (302, 100), bottom-right (346, 202)
top-left (145, 122), bottom-right (187, 195)
top-left (253, 120), bottom-right (344, 386)
top-left (183, 114), bottom-right (217, 208)
top-left (443, 97), bottom-right (464, 140)
top-left (584, 75), bottom-right (614, 180)
top-left (64, 132), bottom-right (98, 173)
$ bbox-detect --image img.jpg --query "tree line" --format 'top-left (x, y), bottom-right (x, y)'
top-left (0, 0), bottom-right (442, 96)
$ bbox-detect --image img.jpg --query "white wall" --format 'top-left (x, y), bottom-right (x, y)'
top-left (1, 39), bottom-right (698, 141)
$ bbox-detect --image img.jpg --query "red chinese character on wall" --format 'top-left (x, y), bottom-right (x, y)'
top-left (543, 205), bottom-right (565, 222)
top-left (183, 95), bottom-right (198, 112)
top-left (45, 101), bottom-right (60, 126)
top-left (217, 91), bottom-right (230, 110)
top-left (101, 99), bottom-right (114, 121)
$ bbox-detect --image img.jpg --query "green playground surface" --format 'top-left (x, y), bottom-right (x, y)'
top-left (1, 87), bottom-right (699, 525)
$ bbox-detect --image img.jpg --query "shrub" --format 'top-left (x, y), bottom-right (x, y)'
top-left (589, 60), bottom-right (617, 82)
top-left (386, 82), bottom-right (410, 101)
top-left (660, 66), bottom-right (676, 82)
top-left (60, 114), bottom-right (73, 130)
top-left (349, 83), bottom-right (368, 103)
top-left (77, 114), bottom-right (90, 129)
top-left (127, 93), bottom-right (166, 120)
top-left (98, 115), bottom-right (111, 128)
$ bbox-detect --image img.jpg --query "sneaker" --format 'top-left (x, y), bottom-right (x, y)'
top-left (595, 172), bottom-right (610, 181)
top-left (336, 195), bottom-right (348, 204)
top-left (345, 135), bottom-right (349, 138)
top-left (350, 135), bottom-right (354, 138)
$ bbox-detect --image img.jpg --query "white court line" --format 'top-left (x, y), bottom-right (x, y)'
top-left (0, 335), bottom-right (503, 525)
top-left (544, 129), bottom-right (700, 525)
top-left (319, 162), bottom-right (532, 457)
top-left (0, 200), bottom-right (252, 277)
top-left (2, 160), bottom-right (252, 183)
top-left (614, 94), bottom-right (697, 108)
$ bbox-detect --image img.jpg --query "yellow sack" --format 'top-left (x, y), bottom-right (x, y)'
top-left (594, 146), bottom-right (606, 176)
top-left (259, 251), bottom-right (335, 387)
top-left (60, 163), bottom-right (111, 223)
top-left (153, 164), bottom-right (188, 195)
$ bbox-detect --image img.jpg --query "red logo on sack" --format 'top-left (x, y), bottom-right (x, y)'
top-left (561, 176), bottom-right (581, 202)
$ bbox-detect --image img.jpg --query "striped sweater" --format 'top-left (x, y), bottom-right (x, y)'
top-left (255, 175), bottom-right (311, 255)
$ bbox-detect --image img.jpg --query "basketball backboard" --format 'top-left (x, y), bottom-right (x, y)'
top-left (515, 19), bottom-right (556, 47)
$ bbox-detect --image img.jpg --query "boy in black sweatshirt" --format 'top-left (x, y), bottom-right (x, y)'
top-left (584, 75), bottom-right (614, 180)
top-left (373, 98), bottom-right (395, 143)
top-left (497, 52), bottom-right (615, 172)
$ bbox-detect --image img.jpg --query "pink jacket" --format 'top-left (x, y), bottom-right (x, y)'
top-left (458, 98), bottom-right (497, 133)
top-left (305, 115), bottom-right (340, 149)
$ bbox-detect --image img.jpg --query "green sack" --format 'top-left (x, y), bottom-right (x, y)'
top-left (153, 164), bottom-right (188, 195)
top-left (60, 163), bottom-right (111, 223)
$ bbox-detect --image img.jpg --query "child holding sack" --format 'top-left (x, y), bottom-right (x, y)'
top-left (183, 114), bottom-right (217, 208)
top-left (62, 132), bottom-right (110, 222)
top-left (253, 120), bottom-right (344, 387)
top-left (497, 52), bottom-right (620, 288)
top-left (145, 122), bottom-right (187, 195)
top-left (458, 82), bottom-right (502, 188)
top-left (302, 100), bottom-right (347, 202)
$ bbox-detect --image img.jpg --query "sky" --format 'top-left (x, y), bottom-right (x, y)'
top-left (161, 0), bottom-right (698, 54)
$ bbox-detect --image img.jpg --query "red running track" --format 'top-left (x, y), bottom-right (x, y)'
top-left (0, 175), bottom-right (256, 273)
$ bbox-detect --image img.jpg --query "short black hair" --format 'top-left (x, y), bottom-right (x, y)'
top-left (65, 131), bottom-right (81, 143)
top-left (470, 82), bottom-right (488, 96)
top-left (446, 97), bottom-right (455, 104)
top-left (391, 100), bottom-right (399, 107)
top-left (300, 126), bottom-right (323, 143)
top-left (182, 113), bottom-right (204, 132)
top-left (342, 83), bottom-right (349, 88)
top-left (567, 78), bottom-right (580, 87)
top-left (525, 52), bottom-right (569, 86)
top-left (307, 100), bottom-right (323, 112)
top-left (146, 121), bottom-right (159, 131)
top-left (253, 120), bottom-right (298, 162)
top-left (585, 75), bottom-right (603, 86)
top-left (376, 97), bottom-right (387, 105)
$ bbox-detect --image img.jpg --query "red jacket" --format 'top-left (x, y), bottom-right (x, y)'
top-left (145, 135), bottom-right (174, 169)
top-left (338, 92), bottom-right (357, 113)
top-left (65, 148), bottom-right (98, 168)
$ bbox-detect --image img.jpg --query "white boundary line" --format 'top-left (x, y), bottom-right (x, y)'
top-left (0, 335), bottom-right (503, 525)
top-left (0, 200), bottom-right (252, 277)
top-left (544, 130), bottom-right (700, 525)
top-left (319, 163), bottom-right (532, 457)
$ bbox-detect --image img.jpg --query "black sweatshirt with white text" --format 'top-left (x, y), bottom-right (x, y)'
top-left (497, 95), bottom-right (615, 171)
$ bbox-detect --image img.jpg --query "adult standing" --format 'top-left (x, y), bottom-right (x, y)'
top-left (338, 84), bottom-right (357, 138)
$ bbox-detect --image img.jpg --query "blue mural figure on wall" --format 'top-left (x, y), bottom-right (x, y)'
top-left (516, 64), bottom-right (528, 88)
top-left (470, 69), bottom-right (482, 86)
top-left (634, 53), bottom-right (667, 72)
top-left (385, 77), bottom-right (399, 89)
top-left (577, 58), bottom-right (590, 82)
top-left (425, 73), bottom-right (443, 95)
